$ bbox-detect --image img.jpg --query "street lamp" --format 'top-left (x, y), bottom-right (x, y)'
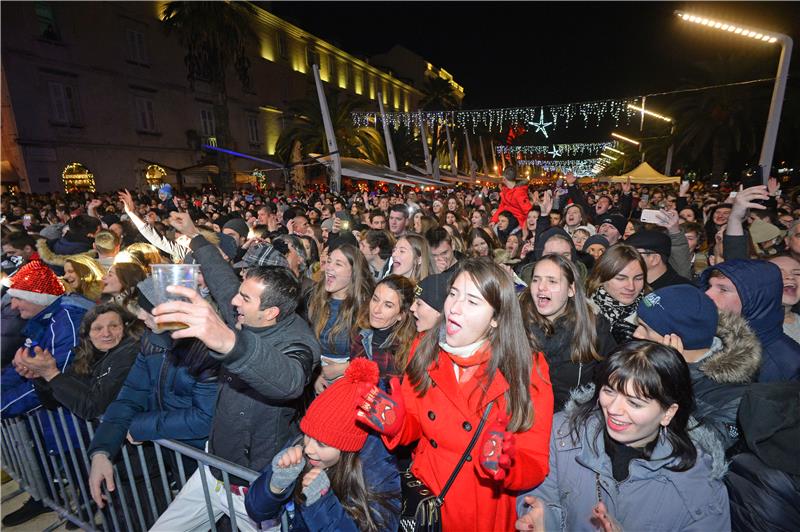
top-left (604, 146), bottom-right (625, 155)
top-left (676, 10), bottom-right (793, 184)
top-left (611, 132), bottom-right (640, 146)
top-left (628, 103), bottom-right (676, 175)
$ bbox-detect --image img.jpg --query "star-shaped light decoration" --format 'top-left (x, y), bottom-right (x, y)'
top-left (530, 109), bottom-right (553, 139)
top-left (548, 145), bottom-right (562, 158)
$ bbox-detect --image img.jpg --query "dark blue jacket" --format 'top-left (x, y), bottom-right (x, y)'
top-left (87, 331), bottom-right (218, 458)
top-left (700, 260), bottom-right (800, 382)
top-left (245, 434), bottom-right (400, 532)
top-left (1, 294), bottom-right (93, 417)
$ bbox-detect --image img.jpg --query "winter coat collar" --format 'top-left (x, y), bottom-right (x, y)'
top-left (698, 311), bottom-right (762, 384)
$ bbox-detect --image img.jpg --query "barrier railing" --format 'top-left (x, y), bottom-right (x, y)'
top-left (1, 406), bottom-right (261, 532)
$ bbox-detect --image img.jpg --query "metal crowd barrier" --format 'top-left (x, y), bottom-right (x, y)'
top-left (1, 406), bottom-right (261, 531)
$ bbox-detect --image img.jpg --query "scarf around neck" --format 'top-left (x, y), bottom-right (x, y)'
top-left (592, 286), bottom-right (643, 343)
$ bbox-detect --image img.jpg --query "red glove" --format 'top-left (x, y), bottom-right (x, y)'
top-left (356, 377), bottom-right (405, 437)
top-left (479, 413), bottom-right (516, 481)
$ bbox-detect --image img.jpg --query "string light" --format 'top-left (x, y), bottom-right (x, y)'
top-left (351, 97), bottom-right (636, 132)
top-left (496, 142), bottom-right (612, 157)
top-left (530, 109), bottom-right (553, 138)
top-left (517, 158), bottom-right (602, 176)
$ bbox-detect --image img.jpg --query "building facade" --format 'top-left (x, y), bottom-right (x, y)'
top-left (1, 1), bottom-right (463, 193)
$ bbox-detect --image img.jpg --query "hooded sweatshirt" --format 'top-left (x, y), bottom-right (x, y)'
top-left (700, 260), bottom-right (800, 383)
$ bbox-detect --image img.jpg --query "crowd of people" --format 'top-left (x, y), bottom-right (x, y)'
top-left (1, 166), bottom-right (798, 531)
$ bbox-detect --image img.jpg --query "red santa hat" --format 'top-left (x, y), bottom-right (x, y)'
top-left (8, 260), bottom-right (65, 307)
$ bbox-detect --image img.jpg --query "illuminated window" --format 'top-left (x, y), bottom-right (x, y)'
top-left (48, 81), bottom-right (81, 126)
top-left (35, 2), bottom-right (60, 41)
top-left (134, 97), bottom-right (156, 132)
top-left (126, 29), bottom-right (149, 65)
top-left (200, 108), bottom-right (216, 136)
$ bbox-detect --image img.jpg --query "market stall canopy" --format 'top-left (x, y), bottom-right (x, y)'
top-left (312, 155), bottom-right (447, 188)
top-left (604, 162), bottom-right (680, 184)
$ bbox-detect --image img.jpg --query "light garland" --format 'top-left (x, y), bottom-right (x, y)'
top-left (352, 98), bottom-right (637, 132)
top-left (517, 158), bottom-right (601, 176)
top-left (496, 142), bottom-right (612, 157)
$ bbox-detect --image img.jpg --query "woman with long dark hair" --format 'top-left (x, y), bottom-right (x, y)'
top-left (520, 255), bottom-right (616, 411)
top-left (586, 244), bottom-right (648, 344)
top-left (358, 258), bottom-right (554, 531)
top-left (101, 261), bottom-right (147, 314)
top-left (307, 244), bottom-right (374, 393)
top-left (516, 341), bottom-right (729, 531)
top-left (351, 275), bottom-right (417, 383)
top-left (246, 359), bottom-right (400, 532)
top-left (15, 302), bottom-right (142, 421)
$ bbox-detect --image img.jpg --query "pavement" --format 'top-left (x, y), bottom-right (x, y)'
top-left (1, 478), bottom-right (68, 532)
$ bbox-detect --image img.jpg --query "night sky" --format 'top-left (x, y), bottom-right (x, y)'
top-left (267, 1), bottom-right (800, 109)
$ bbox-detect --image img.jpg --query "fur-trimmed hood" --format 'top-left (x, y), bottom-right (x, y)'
top-left (563, 384), bottom-right (728, 479)
top-left (36, 238), bottom-right (97, 268)
top-left (700, 311), bottom-right (761, 384)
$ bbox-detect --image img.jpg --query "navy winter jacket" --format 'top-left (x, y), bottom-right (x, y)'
top-left (87, 332), bottom-right (218, 458)
top-left (700, 260), bottom-right (800, 382)
top-left (245, 434), bottom-right (400, 531)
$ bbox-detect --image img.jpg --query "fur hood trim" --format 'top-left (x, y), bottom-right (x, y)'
top-left (36, 239), bottom-right (97, 267)
top-left (564, 384), bottom-right (728, 479)
top-left (701, 311), bottom-right (761, 384)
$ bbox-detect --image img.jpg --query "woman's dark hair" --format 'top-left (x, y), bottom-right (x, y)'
top-left (466, 227), bottom-right (498, 257)
top-left (72, 303), bottom-right (142, 376)
top-left (407, 258), bottom-right (536, 432)
top-left (568, 340), bottom-right (697, 472)
top-left (586, 244), bottom-right (648, 298)
top-left (520, 255), bottom-right (601, 364)
top-left (293, 450), bottom-right (398, 532)
top-left (298, 234), bottom-right (320, 264)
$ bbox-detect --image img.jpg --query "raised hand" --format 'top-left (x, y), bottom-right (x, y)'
top-left (168, 211), bottom-right (199, 238)
top-left (301, 468), bottom-right (330, 506)
top-left (767, 176), bottom-right (780, 197)
top-left (621, 177), bottom-right (632, 195)
top-left (118, 189), bottom-right (136, 212)
top-left (679, 180), bottom-right (690, 198)
top-left (479, 413), bottom-right (516, 481)
top-left (730, 185), bottom-right (769, 223)
top-left (152, 286), bottom-right (236, 353)
top-left (356, 377), bottom-right (405, 437)
top-left (515, 495), bottom-right (546, 531)
top-left (269, 446), bottom-right (306, 494)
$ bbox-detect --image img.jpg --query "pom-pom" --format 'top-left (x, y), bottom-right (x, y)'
top-left (345, 358), bottom-right (379, 386)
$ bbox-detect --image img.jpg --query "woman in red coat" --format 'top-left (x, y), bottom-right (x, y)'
top-left (358, 258), bottom-right (554, 531)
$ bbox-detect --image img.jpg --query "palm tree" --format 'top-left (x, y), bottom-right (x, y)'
top-left (419, 77), bottom-right (462, 174)
top-left (668, 55), bottom-right (770, 181)
top-left (161, 1), bottom-right (258, 192)
top-left (275, 95), bottom-right (387, 193)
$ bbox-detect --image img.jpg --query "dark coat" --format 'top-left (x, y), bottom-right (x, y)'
top-left (244, 434), bottom-right (401, 532)
top-left (700, 260), bottom-right (800, 382)
top-left (87, 333), bottom-right (218, 458)
top-left (190, 236), bottom-right (322, 481)
top-left (529, 314), bottom-right (617, 412)
top-left (34, 337), bottom-right (139, 421)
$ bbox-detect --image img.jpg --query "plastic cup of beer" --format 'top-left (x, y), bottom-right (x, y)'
top-left (151, 264), bottom-right (200, 331)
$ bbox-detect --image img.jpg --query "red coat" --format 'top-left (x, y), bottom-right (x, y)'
top-left (385, 347), bottom-right (553, 531)
top-left (491, 184), bottom-right (532, 228)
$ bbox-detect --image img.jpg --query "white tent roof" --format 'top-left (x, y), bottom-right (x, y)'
top-left (605, 162), bottom-right (680, 184)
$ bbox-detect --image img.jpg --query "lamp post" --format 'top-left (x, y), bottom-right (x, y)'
top-left (676, 11), bottom-right (792, 185)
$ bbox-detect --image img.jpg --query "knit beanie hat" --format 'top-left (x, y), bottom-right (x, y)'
top-left (637, 285), bottom-right (718, 350)
top-left (415, 272), bottom-right (451, 313)
top-left (584, 234), bottom-right (610, 250)
top-left (749, 219), bottom-right (783, 245)
top-left (300, 358), bottom-right (379, 451)
top-left (223, 217), bottom-right (250, 241)
top-left (596, 212), bottom-right (628, 238)
top-left (8, 260), bottom-right (65, 307)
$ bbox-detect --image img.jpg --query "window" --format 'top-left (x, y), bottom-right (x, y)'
top-left (247, 114), bottom-right (260, 144)
top-left (200, 108), bottom-right (216, 136)
top-left (126, 29), bottom-right (149, 65)
top-left (35, 2), bottom-right (60, 41)
top-left (135, 97), bottom-right (156, 132)
top-left (277, 32), bottom-right (288, 60)
top-left (48, 81), bottom-right (80, 125)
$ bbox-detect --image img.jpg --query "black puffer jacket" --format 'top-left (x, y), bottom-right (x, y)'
top-left (529, 314), bottom-right (617, 412)
top-left (35, 337), bottom-right (139, 421)
top-left (190, 236), bottom-right (322, 484)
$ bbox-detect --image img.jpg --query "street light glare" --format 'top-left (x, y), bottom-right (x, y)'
top-left (675, 10), bottom-right (780, 44)
top-left (627, 104), bottom-right (672, 123)
top-left (611, 132), bottom-right (640, 146)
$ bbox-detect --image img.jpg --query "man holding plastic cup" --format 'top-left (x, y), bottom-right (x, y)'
top-left (148, 212), bottom-right (321, 532)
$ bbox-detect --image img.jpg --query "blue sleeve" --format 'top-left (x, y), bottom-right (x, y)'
top-left (244, 466), bottom-right (292, 523)
top-left (301, 492), bottom-right (359, 532)
top-left (128, 374), bottom-right (217, 442)
top-left (88, 353), bottom-right (151, 457)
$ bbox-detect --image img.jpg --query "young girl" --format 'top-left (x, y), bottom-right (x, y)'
top-left (358, 258), bottom-right (554, 531)
top-left (516, 341), bottom-right (729, 531)
top-left (520, 255), bottom-right (616, 411)
top-left (245, 359), bottom-right (400, 532)
top-left (390, 234), bottom-right (433, 283)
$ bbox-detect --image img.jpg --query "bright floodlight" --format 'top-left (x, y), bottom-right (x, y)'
top-left (600, 153), bottom-right (618, 161)
top-left (676, 11), bottom-right (780, 44)
top-left (604, 146), bottom-right (625, 155)
top-left (611, 132), bottom-right (640, 146)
